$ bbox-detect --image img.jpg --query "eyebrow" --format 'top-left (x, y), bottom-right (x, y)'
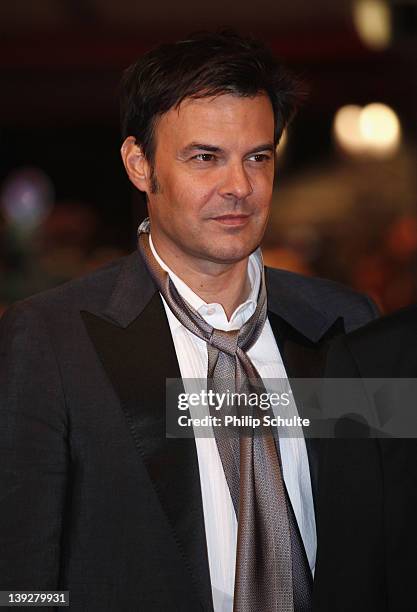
top-left (179, 142), bottom-right (275, 157)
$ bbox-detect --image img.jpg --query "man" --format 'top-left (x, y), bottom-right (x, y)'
top-left (323, 305), bottom-right (417, 612)
top-left (0, 32), bottom-right (378, 611)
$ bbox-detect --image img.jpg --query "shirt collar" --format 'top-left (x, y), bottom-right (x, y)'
top-left (148, 235), bottom-right (262, 331)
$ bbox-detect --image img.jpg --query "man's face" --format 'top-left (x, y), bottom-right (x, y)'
top-left (146, 93), bottom-right (275, 269)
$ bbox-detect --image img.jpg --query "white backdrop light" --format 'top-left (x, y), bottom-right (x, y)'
top-left (359, 103), bottom-right (401, 155)
top-left (333, 103), bottom-right (401, 158)
top-left (353, 0), bottom-right (392, 50)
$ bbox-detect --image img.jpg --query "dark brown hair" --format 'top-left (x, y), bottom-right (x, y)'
top-left (120, 30), bottom-right (304, 163)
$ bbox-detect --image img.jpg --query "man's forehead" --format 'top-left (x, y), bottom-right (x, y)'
top-left (156, 93), bottom-right (274, 142)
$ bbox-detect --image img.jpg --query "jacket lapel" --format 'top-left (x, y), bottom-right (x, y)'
top-left (265, 268), bottom-right (346, 513)
top-left (81, 251), bottom-right (213, 611)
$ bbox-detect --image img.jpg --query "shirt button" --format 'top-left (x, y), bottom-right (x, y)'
top-left (207, 307), bottom-right (215, 315)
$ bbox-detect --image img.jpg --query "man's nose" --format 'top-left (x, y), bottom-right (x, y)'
top-left (218, 162), bottom-right (253, 200)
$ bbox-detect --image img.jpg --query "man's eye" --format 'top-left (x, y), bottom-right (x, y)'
top-left (248, 154), bottom-right (270, 162)
top-left (193, 153), bottom-right (216, 162)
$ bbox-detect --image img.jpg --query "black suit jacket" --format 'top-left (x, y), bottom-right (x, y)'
top-left (0, 250), bottom-right (378, 611)
top-left (324, 305), bottom-right (417, 612)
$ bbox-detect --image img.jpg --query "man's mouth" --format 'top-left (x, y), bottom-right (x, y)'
top-left (211, 214), bottom-right (251, 227)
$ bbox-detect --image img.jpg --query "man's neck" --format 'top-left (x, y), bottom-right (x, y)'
top-left (190, 265), bottom-right (252, 320)
top-left (151, 236), bottom-right (252, 320)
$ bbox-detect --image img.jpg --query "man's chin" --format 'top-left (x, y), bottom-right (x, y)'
top-left (203, 244), bottom-right (259, 265)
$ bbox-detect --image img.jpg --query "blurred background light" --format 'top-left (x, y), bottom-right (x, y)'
top-left (0, 167), bottom-right (54, 229)
top-left (353, 0), bottom-right (392, 50)
top-left (333, 102), bottom-right (401, 158)
top-left (359, 102), bottom-right (401, 156)
top-left (276, 128), bottom-right (288, 157)
top-left (333, 105), bottom-right (366, 155)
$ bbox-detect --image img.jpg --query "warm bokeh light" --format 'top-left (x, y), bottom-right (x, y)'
top-left (276, 128), bottom-right (288, 157)
top-left (353, 0), bottom-right (392, 50)
top-left (333, 105), bottom-right (366, 154)
top-left (333, 103), bottom-right (401, 158)
top-left (359, 103), bottom-right (401, 156)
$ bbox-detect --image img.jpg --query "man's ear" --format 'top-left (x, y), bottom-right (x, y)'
top-left (120, 136), bottom-right (151, 193)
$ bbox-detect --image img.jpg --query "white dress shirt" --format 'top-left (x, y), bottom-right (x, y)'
top-left (149, 236), bottom-right (316, 612)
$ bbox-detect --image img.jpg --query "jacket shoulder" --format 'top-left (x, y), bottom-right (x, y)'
top-left (266, 267), bottom-right (379, 332)
top-left (326, 304), bottom-right (417, 377)
top-left (266, 266), bottom-right (374, 304)
top-left (347, 303), bottom-right (417, 341)
top-left (345, 303), bottom-right (417, 373)
top-left (1, 255), bottom-right (129, 323)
